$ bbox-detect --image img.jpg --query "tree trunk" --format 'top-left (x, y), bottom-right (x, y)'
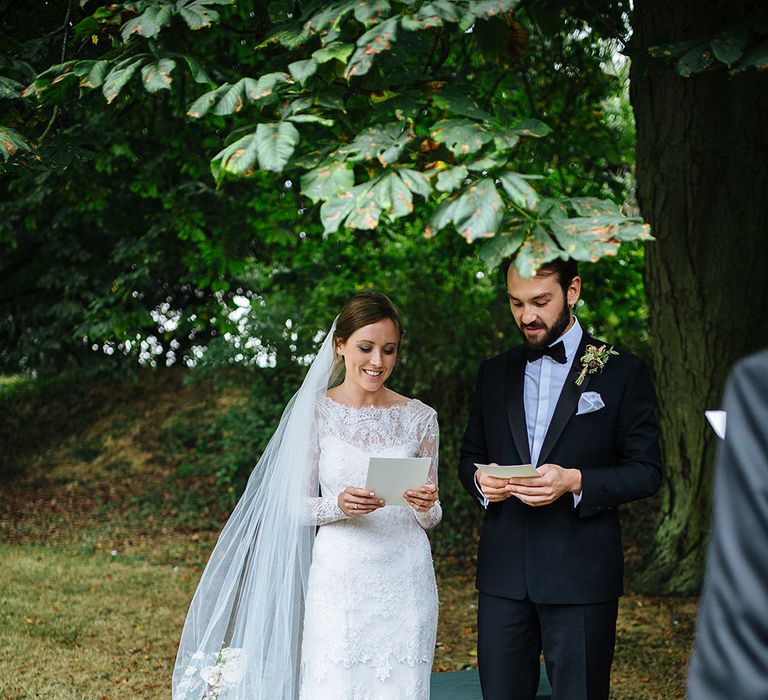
top-left (629, 1), bottom-right (768, 593)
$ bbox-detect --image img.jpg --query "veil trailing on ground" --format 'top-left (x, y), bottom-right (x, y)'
top-left (172, 322), bottom-right (340, 700)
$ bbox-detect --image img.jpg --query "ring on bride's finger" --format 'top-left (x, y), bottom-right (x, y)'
top-left (353, 503), bottom-right (358, 510)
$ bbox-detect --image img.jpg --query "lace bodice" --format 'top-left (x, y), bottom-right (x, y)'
top-left (307, 396), bottom-right (442, 529)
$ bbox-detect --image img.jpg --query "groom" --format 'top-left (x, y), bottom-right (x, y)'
top-left (459, 257), bottom-right (662, 700)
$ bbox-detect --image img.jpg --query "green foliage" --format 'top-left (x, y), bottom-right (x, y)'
top-left (648, 17), bottom-right (768, 76)
top-left (0, 0), bottom-right (647, 390)
top-left (8, 0), bottom-right (650, 276)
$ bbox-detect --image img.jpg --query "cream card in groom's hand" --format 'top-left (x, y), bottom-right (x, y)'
top-left (475, 463), bottom-right (540, 478)
top-left (366, 457), bottom-right (431, 507)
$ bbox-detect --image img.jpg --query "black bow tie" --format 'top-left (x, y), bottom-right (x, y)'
top-left (525, 341), bottom-right (567, 364)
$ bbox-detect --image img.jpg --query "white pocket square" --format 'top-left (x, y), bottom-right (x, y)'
top-left (576, 391), bottom-right (605, 415)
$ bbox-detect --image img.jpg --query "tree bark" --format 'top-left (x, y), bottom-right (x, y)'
top-left (629, 1), bottom-right (768, 593)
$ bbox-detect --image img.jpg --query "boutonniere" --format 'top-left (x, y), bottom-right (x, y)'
top-left (576, 344), bottom-right (619, 386)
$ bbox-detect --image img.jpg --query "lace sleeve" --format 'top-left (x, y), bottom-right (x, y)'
top-left (413, 407), bottom-right (442, 530)
top-left (305, 409), bottom-right (349, 526)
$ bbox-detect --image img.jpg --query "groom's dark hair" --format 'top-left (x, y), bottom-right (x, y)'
top-left (500, 256), bottom-right (578, 295)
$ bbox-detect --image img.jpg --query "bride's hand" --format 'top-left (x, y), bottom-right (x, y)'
top-left (404, 484), bottom-right (439, 512)
top-left (339, 487), bottom-right (385, 516)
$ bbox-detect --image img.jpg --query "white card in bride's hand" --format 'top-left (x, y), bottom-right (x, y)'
top-left (366, 457), bottom-right (431, 507)
top-left (475, 463), bottom-right (540, 478)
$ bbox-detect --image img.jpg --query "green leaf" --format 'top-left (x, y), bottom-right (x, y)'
top-left (431, 118), bottom-right (493, 156)
top-left (493, 131), bottom-right (520, 151)
top-left (739, 40), bottom-right (768, 71)
top-left (428, 178), bottom-right (503, 241)
top-left (677, 42), bottom-right (714, 77)
top-left (510, 118), bottom-right (552, 138)
top-left (546, 212), bottom-right (652, 262)
top-left (345, 17), bottom-right (399, 78)
top-left (468, 0), bottom-right (520, 20)
top-left (432, 90), bottom-right (491, 120)
top-left (479, 229), bottom-right (526, 270)
top-left (320, 186), bottom-right (363, 233)
top-left (188, 73), bottom-right (291, 118)
top-left (569, 197), bottom-right (620, 217)
top-left (499, 172), bottom-right (540, 211)
top-left (312, 42), bottom-right (355, 64)
top-left (401, 1), bottom-right (461, 31)
top-left (141, 58), bottom-right (176, 93)
top-left (288, 58), bottom-right (318, 84)
top-left (316, 90), bottom-right (346, 111)
top-left (121, 4), bottom-right (175, 40)
top-left (178, 54), bottom-right (212, 84)
top-left (373, 172), bottom-right (413, 218)
top-left (213, 79), bottom-right (248, 115)
top-left (0, 76), bottom-right (23, 99)
top-left (398, 169), bottom-right (432, 199)
top-left (467, 155), bottom-right (503, 171)
top-left (264, 23), bottom-right (312, 50)
top-left (178, 0), bottom-right (232, 30)
top-left (354, 0), bottom-right (391, 26)
top-left (287, 114), bottom-right (335, 126)
top-left (282, 96), bottom-right (313, 117)
top-left (548, 217), bottom-right (623, 262)
top-left (301, 161), bottom-right (355, 203)
top-left (103, 57), bottom-right (146, 104)
top-left (243, 72), bottom-right (292, 103)
top-left (308, 1), bottom-right (359, 34)
top-left (538, 197), bottom-right (569, 220)
top-left (211, 132), bottom-right (258, 182)
top-left (339, 123), bottom-right (413, 165)
top-left (710, 28), bottom-right (749, 68)
top-left (0, 126), bottom-right (31, 161)
top-left (345, 184), bottom-right (382, 229)
top-left (648, 39), bottom-right (699, 59)
top-left (186, 82), bottom-right (232, 118)
top-left (435, 165), bottom-right (468, 193)
top-left (79, 60), bottom-right (110, 89)
top-left (255, 121), bottom-right (300, 172)
top-left (513, 226), bottom-right (561, 278)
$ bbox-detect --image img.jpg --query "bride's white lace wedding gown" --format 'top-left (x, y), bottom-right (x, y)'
top-left (299, 396), bottom-right (441, 700)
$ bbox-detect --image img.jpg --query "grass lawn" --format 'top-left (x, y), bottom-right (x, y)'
top-left (0, 544), bottom-right (196, 699)
top-left (0, 371), bottom-right (697, 698)
top-left (0, 540), bottom-right (696, 700)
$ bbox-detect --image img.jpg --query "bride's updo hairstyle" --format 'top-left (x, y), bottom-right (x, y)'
top-left (331, 291), bottom-right (403, 377)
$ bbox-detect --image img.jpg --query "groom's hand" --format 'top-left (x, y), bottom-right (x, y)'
top-left (505, 464), bottom-right (582, 507)
top-left (476, 467), bottom-right (515, 503)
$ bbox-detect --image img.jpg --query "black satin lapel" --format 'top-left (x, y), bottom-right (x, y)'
top-left (505, 348), bottom-right (531, 464)
top-left (536, 335), bottom-right (594, 466)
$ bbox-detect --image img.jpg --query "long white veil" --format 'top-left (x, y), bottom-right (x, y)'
top-left (172, 322), bottom-right (339, 699)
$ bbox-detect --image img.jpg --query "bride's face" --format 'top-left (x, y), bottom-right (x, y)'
top-left (336, 318), bottom-right (399, 393)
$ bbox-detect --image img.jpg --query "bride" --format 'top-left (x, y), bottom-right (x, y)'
top-left (173, 291), bottom-right (441, 700)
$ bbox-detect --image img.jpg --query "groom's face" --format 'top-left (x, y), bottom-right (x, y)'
top-left (506, 266), bottom-right (581, 348)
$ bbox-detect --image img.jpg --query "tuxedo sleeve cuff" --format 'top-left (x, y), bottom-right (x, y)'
top-left (474, 472), bottom-right (489, 509)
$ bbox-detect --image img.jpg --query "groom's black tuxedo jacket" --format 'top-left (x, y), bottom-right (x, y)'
top-left (459, 335), bottom-right (662, 605)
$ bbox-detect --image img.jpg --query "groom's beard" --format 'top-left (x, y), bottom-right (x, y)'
top-left (519, 298), bottom-right (571, 349)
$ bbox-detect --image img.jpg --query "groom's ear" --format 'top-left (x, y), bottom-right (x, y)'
top-left (567, 275), bottom-right (582, 308)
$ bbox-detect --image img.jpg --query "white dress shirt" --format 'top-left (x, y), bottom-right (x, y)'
top-left (476, 317), bottom-right (584, 507)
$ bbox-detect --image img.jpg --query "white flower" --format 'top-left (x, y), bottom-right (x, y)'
top-left (200, 665), bottom-right (222, 687)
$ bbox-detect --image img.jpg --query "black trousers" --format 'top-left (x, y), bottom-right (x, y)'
top-left (477, 592), bottom-right (619, 700)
